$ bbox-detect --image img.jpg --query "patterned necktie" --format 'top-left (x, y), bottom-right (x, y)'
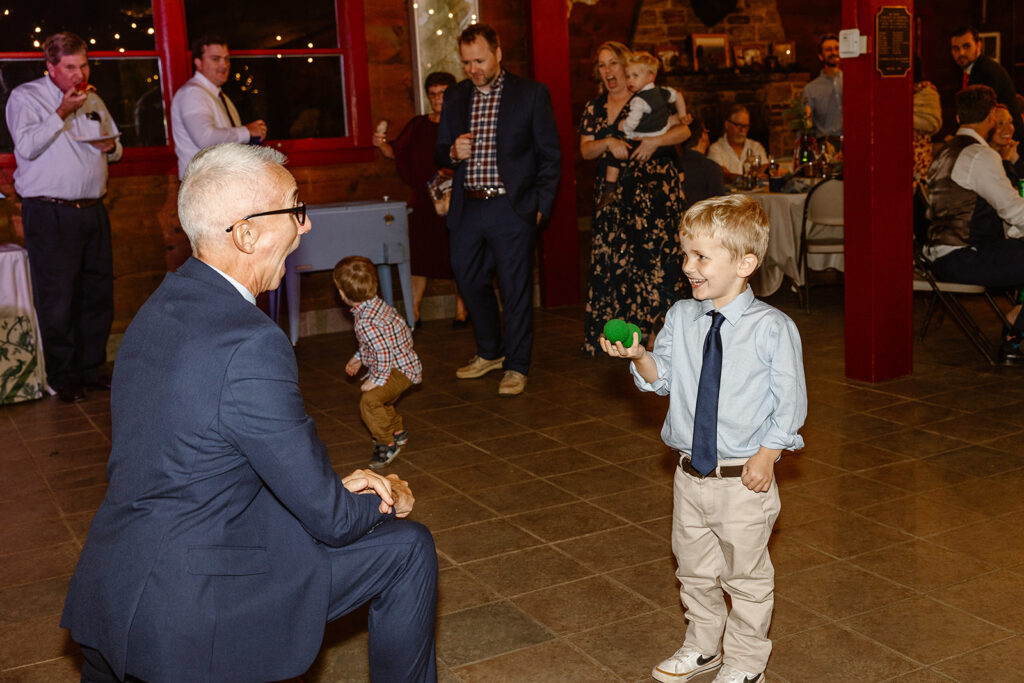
top-left (218, 91), bottom-right (238, 126)
top-left (691, 310), bottom-right (725, 476)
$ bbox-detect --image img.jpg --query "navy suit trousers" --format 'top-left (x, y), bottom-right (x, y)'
top-left (450, 195), bottom-right (536, 374)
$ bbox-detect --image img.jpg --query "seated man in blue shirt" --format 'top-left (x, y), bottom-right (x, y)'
top-left (601, 194), bottom-right (806, 683)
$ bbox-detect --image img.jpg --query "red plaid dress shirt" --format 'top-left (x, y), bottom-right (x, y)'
top-left (351, 297), bottom-right (423, 386)
top-left (465, 70), bottom-right (506, 189)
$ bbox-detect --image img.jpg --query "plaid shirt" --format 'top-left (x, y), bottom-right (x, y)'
top-left (465, 70), bottom-right (506, 189)
top-left (351, 297), bottom-right (422, 386)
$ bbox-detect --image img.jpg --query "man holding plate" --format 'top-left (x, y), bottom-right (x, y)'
top-left (5, 31), bottom-right (121, 402)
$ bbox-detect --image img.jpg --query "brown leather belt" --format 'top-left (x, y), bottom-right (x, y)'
top-left (26, 196), bottom-right (102, 209)
top-left (464, 187), bottom-right (506, 200)
top-left (678, 453), bottom-right (744, 479)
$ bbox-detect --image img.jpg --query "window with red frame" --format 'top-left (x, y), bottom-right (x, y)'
top-left (0, 0), bottom-right (369, 173)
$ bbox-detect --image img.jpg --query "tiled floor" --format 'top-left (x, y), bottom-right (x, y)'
top-left (2, 285), bottom-right (1023, 682)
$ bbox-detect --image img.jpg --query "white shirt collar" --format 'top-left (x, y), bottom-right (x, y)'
top-left (205, 262), bottom-right (256, 304)
top-left (956, 126), bottom-right (987, 145)
top-left (192, 70), bottom-right (222, 95)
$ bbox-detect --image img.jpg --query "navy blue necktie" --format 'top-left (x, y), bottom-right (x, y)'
top-left (691, 310), bottom-right (725, 476)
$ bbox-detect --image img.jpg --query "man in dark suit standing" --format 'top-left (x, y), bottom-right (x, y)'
top-left (952, 25), bottom-right (1023, 143)
top-left (435, 23), bottom-right (561, 397)
top-left (61, 143), bottom-right (437, 683)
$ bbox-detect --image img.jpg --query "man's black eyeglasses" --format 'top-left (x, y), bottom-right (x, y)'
top-left (226, 202), bottom-right (306, 232)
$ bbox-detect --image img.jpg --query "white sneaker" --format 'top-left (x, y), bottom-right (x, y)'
top-left (652, 645), bottom-right (723, 682)
top-left (711, 664), bottom-right (765, 683)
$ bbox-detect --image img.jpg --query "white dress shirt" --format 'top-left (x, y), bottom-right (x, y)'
top-left (924, 127), bottom-right (1024, 260)
top-left (171, 72), bottom-right (250, 179)
top-left (707, 135), bottom-right (767, 175)
top-left (6, 76), bottom-right (122, 200)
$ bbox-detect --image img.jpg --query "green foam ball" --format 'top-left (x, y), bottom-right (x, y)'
top-left (603, 318), bottom-right (628, 344)
top-left (625, 323), bottom-right (641, 347)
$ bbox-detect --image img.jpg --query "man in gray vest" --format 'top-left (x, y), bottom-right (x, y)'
top-left (925, 84), bottom-right (1024, 362)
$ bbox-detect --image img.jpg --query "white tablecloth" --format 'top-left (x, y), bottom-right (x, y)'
top-left (745, 191), bottom-right (844, 296)
top-left (0, 244), bottom-right (48, 403)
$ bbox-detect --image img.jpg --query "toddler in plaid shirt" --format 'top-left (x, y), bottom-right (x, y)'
top-left (333, 256), bottom-right (423, 469)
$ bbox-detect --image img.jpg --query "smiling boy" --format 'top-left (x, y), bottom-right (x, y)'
top-left (601, 194), bottom-right (806, 683)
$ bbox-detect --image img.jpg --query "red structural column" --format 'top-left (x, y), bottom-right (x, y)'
top-left (531, 1), bottom-right (581, 306)
top-left (842, 0), bottom-right (914, 381)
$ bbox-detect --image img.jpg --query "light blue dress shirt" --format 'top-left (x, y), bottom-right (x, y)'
top-left (630, 286), bottom-right (807, 463)
top-left (803, 69), bottom-right (843, 138)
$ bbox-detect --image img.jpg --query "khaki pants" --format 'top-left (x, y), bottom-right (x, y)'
top-left (360, 369), bottom-right (412, 444)
top-left (672, 466), bottom-right (781, 673)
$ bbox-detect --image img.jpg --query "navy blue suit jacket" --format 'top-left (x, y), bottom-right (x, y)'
top-left (434, 71), bottom-right (561, 227)
top-left (61, 258), bottom-right (389, 683)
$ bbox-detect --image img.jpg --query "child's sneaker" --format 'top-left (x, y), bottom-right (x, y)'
top-left (392, 430), bottom-right (409, 446)
top-left (369, 442), bottom-right (400, 469)
top-left (651, 645), bottom-right (722, 682)
top-left (711, 665), bottom-right (764, 683)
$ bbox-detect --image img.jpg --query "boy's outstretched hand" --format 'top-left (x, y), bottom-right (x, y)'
top-left (599, 332), bottom-right (645, 359)
top-left (345, 356), bottom-right (362, 376)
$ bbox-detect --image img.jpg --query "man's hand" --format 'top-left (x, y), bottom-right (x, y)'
top-left (451, 132), bottom-right (474, 161)
top-left (630, 137), bottom-right (659, 162)
top-left (90, 139), bottom-right (117, 153)
top-left (360, 378), bottom-right (376, 392)
top-left (345, 356), bottom-right (362, 376)
top-left (599, 333), bottom-right (645, 359)
top-left (741, 449), bottom-right (778, 493)
top-left (341, 470), bottom-right (415, 517)
top-left (56, 89), bottom-right (88, 119)
top-left (245, 120), bottom-right (267, 139)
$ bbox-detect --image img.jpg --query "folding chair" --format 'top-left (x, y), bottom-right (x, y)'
top-left (912, 186), bottom-right (1013, 365)
top-left (798, 178), bottom-right (844, 312)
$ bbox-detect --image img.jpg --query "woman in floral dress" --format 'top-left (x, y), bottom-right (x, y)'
top-left (579, 41), bottom-right (690, 353)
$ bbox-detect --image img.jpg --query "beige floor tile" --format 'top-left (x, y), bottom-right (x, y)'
top-left (568, 609), bottom-right (687, 681)
top-left (841, 595), bottom-right (1011, 665)
top-left (850, 540), bottom-right (995, 592)
top-left (793, 473), bottom-right (908, 511)
top-left (925, 445), bottom-right (1024, 477)
top-left (935, 569), bottom-right (1024, 632)
top-left (607, 556), bottom-right (681, 608)
top-left (928, 517), bottom-right (1024, 568)
top-left (411, 494), bottom-right (496, 533)
top-left (0, 613), bottom-right (79, 671)
top-left (555, 525), bottom-right (667, 573)
top-left (436, 601), bottom-right (554, 669)
top-left (775, 561), bottom-right (913, 620)
top-left (474, 478), bottom-right (578, 515)
top-left (783, 510), bottom-right (912, 558)
top-left (0, 655), bottom-right (83, 683)
top-left (767, 532), bottom-right (835, 576)
top-left (858, 493), bottom-right (988, 537)
top-left (861, 428), bottom-right (971, 459)
top-left (769, 623), bottom-right (918, 682)
top-left (453, 639), bottom-right (620, 682)
top-left (590, 486), bottom-right (674, 523)
top-left (474, 431), bottom-right (565, 458)
top-left (577, 433), bottom-right (667, 464)
top-left (506, 447), bottom-right (604, 477)
top-left (437, 567), bottom-right (501, 616)
top-left (463, 546), bottom-right (592, 598)
top-left (507, 501), bottom-right (626, 543)
top-left (864, 400), bottom-right (967, 428)
top-left (540, 419), bottom-right (629, 446)
top-left (859, 458), bottom-right (976, 494)
top-left (933, 636), bottom-right (1024, 681)
top-left (0, 544), bottom-right (79, 590)
top-left (433, 519), bottom-right (541, 564)
top-left (767, 594), bottom-right (830, 640)
top-left (924, 477), bottom-right (1024, 517)
top-left (512, 575), bottom-right (653, 635)
top-left (0, 576), bottom-right (71, 626)
top-left (801, 440), bottom-right (911, 472)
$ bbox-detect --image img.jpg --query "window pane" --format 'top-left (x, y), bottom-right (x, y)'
top-left (0, 1), bottom-right (156, 51)
top-left (409, 0), bottom-right (479, 114)
top-left (0, 57), bottom-right (166, 152)
top-left (184, 0), bottom-right (338, 50)
top-left (223, 56), bottom-right (347, 140)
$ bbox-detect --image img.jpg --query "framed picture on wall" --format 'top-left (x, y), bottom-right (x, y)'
top-left (692, 34), bottom-right (730, 71)
top-left (734, 43), bottom-right (765, 66)
top-left (979, 31), bottom-right (1000, 61)
top-left (773, 42), bottom-right (796, 67)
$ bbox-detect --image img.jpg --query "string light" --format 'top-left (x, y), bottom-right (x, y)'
top-left (275, 35), bottom-right (282, 41)
top-left (89, 38), bottom-right (96, 44)
top-left (436, 29), bottom-right (443, 36)
top-left (131, 22), bottom-right (137, 28)
top-left (147, 28), bottom-right (154, 35)
top-left (427, 8), bottom-right (434, 14)
top-left (114, 33), bottom-right (120, 39)
top-left (118, 47), bottom-right (125, 53)
top-left (276, 53), bottom-right (282, 59)
top-left (307, 57), bottom-right (313, 63)
top-left (307, 42), bottom-right (313, 48)
top-left (448, 12), bottom-right (454, 17)
top-left (32, 39), bottom-right (39, 47)
top-left (34, 26), bottom-right (41, 32)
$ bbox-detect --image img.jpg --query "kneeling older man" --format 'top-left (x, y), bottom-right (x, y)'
top-left (61, 143), bottom-right (438, 683)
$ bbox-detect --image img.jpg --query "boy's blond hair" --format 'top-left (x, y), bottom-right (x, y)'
top-left (333, 255), bottom-right (378, 303)
top-left (627, 51), bottom-right (660, 78)
top-left (680, 195), bottom-right (769, 264)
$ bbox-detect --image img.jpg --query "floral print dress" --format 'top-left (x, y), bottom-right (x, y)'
top-left (579, 93), bottom-right (687, 354)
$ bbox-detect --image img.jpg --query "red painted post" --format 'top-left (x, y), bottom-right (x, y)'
top-left (842, 0), bottom-right (914, 381)
top-left (530, 0), bottom-right (581, 307)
